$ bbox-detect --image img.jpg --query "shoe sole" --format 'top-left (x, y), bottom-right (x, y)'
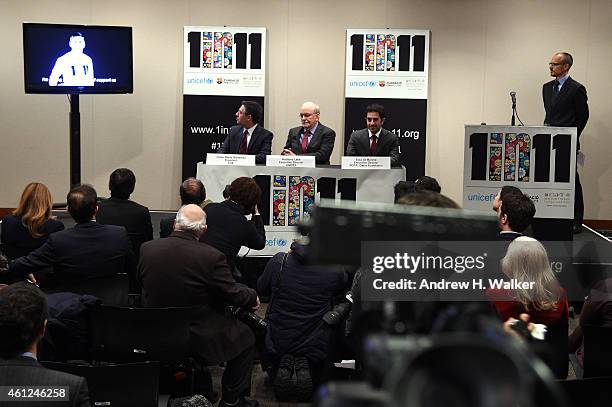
top-left (294, 358), bottom-right (313, 402)
top-left (273, 369), bottom-right (294, 401)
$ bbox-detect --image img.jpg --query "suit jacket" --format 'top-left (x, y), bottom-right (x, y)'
top-left (9, 221), bottom-right (136, 289)
top-left (0, 356), bottom-right (89, 407)
top-left (0, 215), bottom-right (64, 259)
top-left (346, 128), bottom-right (400, 166)
top-left (200, 200), bottom-right (266, 269)
top-left (219, 124), bottom-right (273, 164)
top-left (139, 231), bottom-right (258, 364)
top-left (284, 123), bottom-right (336, 165)
top-left (543, 76), bottom-right (589, 149)
top-left (96, 197), bottom-right (153, 251)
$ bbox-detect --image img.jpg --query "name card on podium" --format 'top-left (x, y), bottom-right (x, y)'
top-left (206, 153), bottom-right (256, 166)
top-left (266, 155), bottom-right (316, 168)
top-left (341, 156), bottom-right (390, 170)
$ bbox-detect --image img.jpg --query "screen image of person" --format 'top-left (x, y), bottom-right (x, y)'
top-left (49, 32), bottom-right (94, 86)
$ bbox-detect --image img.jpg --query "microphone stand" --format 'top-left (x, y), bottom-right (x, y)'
top-left (511, 99), bottom-right (516, 126)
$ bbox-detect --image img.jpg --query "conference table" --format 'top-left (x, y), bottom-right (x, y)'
top-left (196, 162), bottom-right (406, 257)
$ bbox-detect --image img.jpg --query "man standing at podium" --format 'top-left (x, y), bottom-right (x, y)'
top-left (219, 101), bottom-right (273, 164)
top-left (346, 104), bottom-right (399, 166)
top-left (542, 52), bottom-right (589, 233)
top-left (282, 101), bottom-right (336, 165)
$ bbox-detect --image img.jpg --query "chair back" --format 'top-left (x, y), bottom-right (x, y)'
top-left (90, 305), bottom-right (191, 363)
top-left (48, 273), bottom-right (129, 307)
top-left (42, 361), bottom-right (159, 407)
top-left (583, 324), bottom-right (612, 378)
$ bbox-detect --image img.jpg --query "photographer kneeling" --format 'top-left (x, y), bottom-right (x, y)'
top-left (257, 238), bottom-right (349, 402)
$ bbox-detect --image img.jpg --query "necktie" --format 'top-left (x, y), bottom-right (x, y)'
top-left (370, 134), bottom-right (378, 155)
top-left (552, 80), bottom-right (560, 100)
top-left (239, 129), bottom-right (248, 154)
top-left (301, 130), bottom-right (310, 153)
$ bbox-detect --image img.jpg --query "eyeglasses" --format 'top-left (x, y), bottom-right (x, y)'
top-left (299, 113), bottom-right (317, 118)
top-left (548, 62), bottom-right (564, 66)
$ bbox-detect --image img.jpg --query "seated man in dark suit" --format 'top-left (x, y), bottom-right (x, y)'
top-left (7, 184), bottom-right (136, 289)
top-left (0, 282), bottom-right (90, 407)
top-left (159, 177), bottom-right (208, 238)
top-left (139, 204), bottom-right (260, 407)
top-left (96, 168), bottom-right (153, 254)
top-left (346, 103), bottom-right (399, 166)
top-left (219, 101), bottom-right (273, 164)
top-left (281, 101), bottom-right (335, 165)
top-left (200, 177), bottom-right (266, 279)
top-left (496, 190), bottom-right (536, 241)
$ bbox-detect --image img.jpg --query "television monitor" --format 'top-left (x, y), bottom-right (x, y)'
top-left (23, 23), bottom-right (133, 94)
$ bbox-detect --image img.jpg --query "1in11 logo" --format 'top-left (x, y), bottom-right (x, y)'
top-left (469, 132), bottom-right (571, 183)
top-left (187, 31), bottom-right (262, 70)
top-left (349, 33), bottom-right (426, 72)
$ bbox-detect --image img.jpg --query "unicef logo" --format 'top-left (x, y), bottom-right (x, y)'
top-left (266, 238), bottom-right (288, 247)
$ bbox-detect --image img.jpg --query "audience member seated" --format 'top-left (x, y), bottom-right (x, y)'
top-left (96, 168), bottom-right (153, 255)
top-left (139, 205), bottom-right (260, 407)
top-left (1, 183), bottom-right (64, 260)
top-left (6, 185), bottom-right (136, 290)
top-left (494, 188), bottom-right (536, 241)
top-left (396, 190), bottom-right (460, 208)
top-left (0, 282), bottom-right (90, 406)
top-left (159, 177), bottom-right (208, 238)
top-left (568, 277), bottom-right (612, 367)
top-left (487, 236), bottom-right (569, 378)
top-left (393, 180), bottom-right (415, 203)
top-left (200, 177), bottom-right (265, 279)
top-left (413, 175), bottom-right (442, 193)
top-left (257, 237), bottom-right (349, 402)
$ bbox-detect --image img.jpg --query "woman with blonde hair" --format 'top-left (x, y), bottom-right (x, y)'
top-left (487, 236), bottom-right (569, 378)
top-left (1, 183), bottom-right (64, 259)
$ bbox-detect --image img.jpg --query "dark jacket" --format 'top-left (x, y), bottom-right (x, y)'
top-left (257, 242), bottom-right (348, 363)
top-left (543, 76), bottom-right (589, 149)
top-left (0, 356), bottom-right (89, 407)
top-left (139, 231), bottom-right (258, 364)
top-left (1, 215), bottom-right (64, 259)
top-left (200, 200), bottom-right (266, 270)
top-left (8, 221), bottom-right (136, 289)
top-left (284, 123), bottom-right (336, 165)
top-left (346, 128), bottom-right (400, 166)
top-left (96, 197), bottom-right (153, 254)
top-left (219, 124), bottom-right (273, 164)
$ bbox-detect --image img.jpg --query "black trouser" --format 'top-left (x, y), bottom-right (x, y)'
top-left (575, 169), bottom-right (584, 225)
top-left (222, 345), bottom-right (255, 402)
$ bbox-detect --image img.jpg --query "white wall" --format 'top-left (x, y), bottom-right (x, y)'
top-left (1, 0), bottom-right (611, 219)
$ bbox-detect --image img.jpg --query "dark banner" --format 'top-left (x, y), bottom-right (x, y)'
top-left (344, 29), bottom-right (430, 181)
top-left (182, 26), bottom-right (266, 179)
top-left (344, 97), bottom-right (426, 180)
top-left (182, 95), bottom-right (265, 179)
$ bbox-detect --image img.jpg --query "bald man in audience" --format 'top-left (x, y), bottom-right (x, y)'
top-left (139, 204), bottom-right (260, 407)
top-left (282, 102), bottom-right (336, 165)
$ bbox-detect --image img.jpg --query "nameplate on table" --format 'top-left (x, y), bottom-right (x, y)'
top-left (266, 155), bottom-right (316, 168)
top-left (206, 154), bottom-right (256, 166)
top-left (341, 156), bottom-right (390, 169)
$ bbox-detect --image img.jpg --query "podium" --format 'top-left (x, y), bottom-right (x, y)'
top-left (462, 125), bottom-right (577, 241)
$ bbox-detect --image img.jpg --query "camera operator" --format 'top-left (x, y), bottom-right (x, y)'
top-left (257, 236), bottom-right (350, 402)
top-left (200, 177), bottom-right (266, 281)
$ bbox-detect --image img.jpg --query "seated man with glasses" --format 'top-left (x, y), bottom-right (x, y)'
top-left (281, 101), bottom-right (336, 165)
